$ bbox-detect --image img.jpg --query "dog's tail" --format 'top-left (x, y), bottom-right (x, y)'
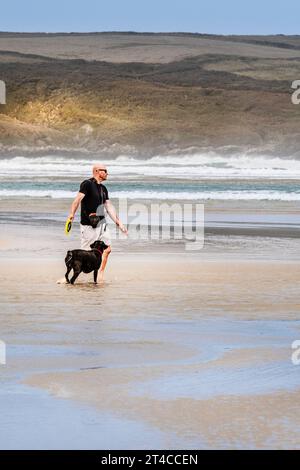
top-left (65, 250), bottom-right (73, 265)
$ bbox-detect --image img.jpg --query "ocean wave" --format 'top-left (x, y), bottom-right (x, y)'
top-left (1, 189), bottom-right (300, 201)
top-left (1, 153), bottom-right (300, 180)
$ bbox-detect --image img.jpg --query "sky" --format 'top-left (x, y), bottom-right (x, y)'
top-left (1, 0), bottom-right (299, 35)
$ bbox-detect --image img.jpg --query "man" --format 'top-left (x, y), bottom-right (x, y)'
top-left (68, 163), bottom-right (128, 282)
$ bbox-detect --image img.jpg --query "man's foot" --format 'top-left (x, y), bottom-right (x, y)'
top-left (98, 272), bottom-right (105, 283)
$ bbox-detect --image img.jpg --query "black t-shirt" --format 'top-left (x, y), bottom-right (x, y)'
top-left (79, 178), bottom-right (109, 225)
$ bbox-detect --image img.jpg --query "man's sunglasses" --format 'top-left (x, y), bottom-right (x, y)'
top-left (97, 169), bottom-right (107, 173)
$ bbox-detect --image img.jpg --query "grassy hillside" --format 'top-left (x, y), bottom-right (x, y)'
top-left (0, 32), bottom-right (299, 156)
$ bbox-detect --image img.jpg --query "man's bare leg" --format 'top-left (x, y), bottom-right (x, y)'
top-left (98, 246), bottom-right (111, 282)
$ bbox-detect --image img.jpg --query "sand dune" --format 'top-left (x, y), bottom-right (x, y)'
top-left (1, 32), bottom-right (300, 63)
top-left (0, 32), bottom-right (299, 155)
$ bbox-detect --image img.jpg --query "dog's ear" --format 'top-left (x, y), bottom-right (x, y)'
top-left (90, 242), bottom-right (95, 249)
top-left (100, 241), bottom-right (108, 250)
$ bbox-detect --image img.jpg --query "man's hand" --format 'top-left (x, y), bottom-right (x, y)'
top-left (68, 214), bottom-right (74, 222)
top-left (119, 224), bottom-right (128, 235)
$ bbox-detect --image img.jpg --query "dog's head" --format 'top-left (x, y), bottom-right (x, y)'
top-left (90, 240), bottom-right (108, 253)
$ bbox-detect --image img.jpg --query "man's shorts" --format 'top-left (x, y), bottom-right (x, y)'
top-left (80, 222), bottom-right (112, 250)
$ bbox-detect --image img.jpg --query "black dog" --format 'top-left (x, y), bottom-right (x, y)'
top-left (65, 240), bottom-right (108, 285)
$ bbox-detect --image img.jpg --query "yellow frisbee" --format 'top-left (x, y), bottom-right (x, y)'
top-left (64, 218), bottom-right (72, 235)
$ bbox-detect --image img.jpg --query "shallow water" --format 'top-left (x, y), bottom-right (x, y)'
top-left (0, 382), bottom-right (180, 450)
top-left (1, 150), bottom-right (300, 448)
top-left (2, 314), bottom-right (300, 448)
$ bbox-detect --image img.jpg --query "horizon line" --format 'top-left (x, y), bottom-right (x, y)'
top-left (0, 31), bottom-right (299, 37)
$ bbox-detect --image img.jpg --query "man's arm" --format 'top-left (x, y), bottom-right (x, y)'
top-left (68, 192), bottom-right (85, 221)
top-left (105, 200), bottom-right (128, 234)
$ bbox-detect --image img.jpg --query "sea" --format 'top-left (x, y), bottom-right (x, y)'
top-left (0, 152), bottom-right (300, 202)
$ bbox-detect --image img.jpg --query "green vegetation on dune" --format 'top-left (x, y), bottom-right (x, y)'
top-left (0, 33), bottom-right (299, 155)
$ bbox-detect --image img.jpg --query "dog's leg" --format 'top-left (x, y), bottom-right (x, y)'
top-left (70, 270), bottom-right (81, 285)
top-left (94, 269), bottom-right (98, 284)
top-left (65, 265), bottom-right (72, 283)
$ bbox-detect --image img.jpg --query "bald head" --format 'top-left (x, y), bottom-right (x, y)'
top-left (93, 163), bottom-right (106, 173)
top-left (93, 163), bottom-right (108, 182)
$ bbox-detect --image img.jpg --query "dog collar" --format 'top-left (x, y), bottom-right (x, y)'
top-left (93, 248), bottom-right (103, 256)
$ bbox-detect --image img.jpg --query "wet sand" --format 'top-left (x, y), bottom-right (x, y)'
top-left (1, 230), bottom-right (300, 448)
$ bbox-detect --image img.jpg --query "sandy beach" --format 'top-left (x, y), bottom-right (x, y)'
top-left (1, 210), bottom-right (300, 448)
top-left (2, 2), bottom-right (300, 453)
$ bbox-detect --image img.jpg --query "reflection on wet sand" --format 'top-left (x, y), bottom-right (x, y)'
top-left (1, 239), bottom-right (300, 448)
